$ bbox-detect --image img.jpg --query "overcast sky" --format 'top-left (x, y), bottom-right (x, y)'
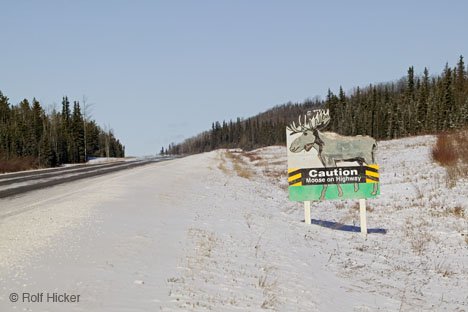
top-left (1, 0), bottom-right (467, 156)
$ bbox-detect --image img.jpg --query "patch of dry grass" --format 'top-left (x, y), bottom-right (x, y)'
top-left (0, 155), bottom-right (39, 173)
top-left (257, 265), bottom-right (279, 309)
top-left (254, 160), bottom-right (268, 167)
top-left (243, 151), bottom-right (262, 162)
top-left (451, 206), bottom-right (464, 218)
top-left (225, 151), bottom-right (253, 179)
top-left (404, 217), bottom-right (434, 255)
top-left (217, 152), bottom-right (230, 175)
top-left (432, 133), bottom-right (458, 165)
top-left (242, 151), bottom-right (288, 183)
top-left (431, 128), bottom-right (468, 187)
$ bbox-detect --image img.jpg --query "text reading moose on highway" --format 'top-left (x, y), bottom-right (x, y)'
top-left (290, 166), bottom-right (378, 186)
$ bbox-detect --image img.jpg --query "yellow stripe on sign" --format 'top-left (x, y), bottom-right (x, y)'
top-left (288, 168), bottom-right (300, 174)
top-left (290, 181), bottom-right (302, 186)
top-left (366, 178), bottom-right (378, 183)
top-left (365, 170), bottom-right (379, 178)
top-left (367, 164), bottom-right (379, 170)
top-left (288, 173), bottom-right (302, 182)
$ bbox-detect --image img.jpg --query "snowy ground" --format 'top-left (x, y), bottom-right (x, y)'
top-left (85, 157), bottom-right (137, 164)
top-left (0, 135), bottom-right (467, 311)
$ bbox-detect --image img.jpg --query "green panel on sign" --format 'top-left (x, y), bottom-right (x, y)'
top-left (289, 183), bottom-right (380, 201)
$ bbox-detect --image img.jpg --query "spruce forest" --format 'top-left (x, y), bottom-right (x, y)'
top-left (166, 56), bottom-right (468, 155)
top-left (0, 94), bottom-right (125, 172)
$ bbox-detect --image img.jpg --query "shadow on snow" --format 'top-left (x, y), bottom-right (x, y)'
top-left (305, 219), bottom-right (387, 234)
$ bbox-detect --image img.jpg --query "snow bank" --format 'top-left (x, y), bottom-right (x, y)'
top-left (0, 135), bottom-right (466, 311)
top-left (167, 135), bottom-right (467, 311)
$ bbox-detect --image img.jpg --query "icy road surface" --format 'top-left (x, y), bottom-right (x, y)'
top-left (0, 135), bottom-right (467, 311)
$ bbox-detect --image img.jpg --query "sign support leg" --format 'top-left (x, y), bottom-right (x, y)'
top-left (304, 201), bottom-right (311, 224)
top-left (359, 198), bottom-right (367, 237)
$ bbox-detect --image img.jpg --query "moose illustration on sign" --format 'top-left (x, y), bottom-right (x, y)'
top-left (287, 109), bottom-right (380, 201)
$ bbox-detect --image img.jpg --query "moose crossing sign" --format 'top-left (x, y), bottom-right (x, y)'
top-left (286, 109), bottom-right (380, 201)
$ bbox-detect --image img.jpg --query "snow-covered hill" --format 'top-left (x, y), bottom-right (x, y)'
top-left (166, 135), bottom-right (467, 311)
top-left (0, 135), bottom-right (466, 311)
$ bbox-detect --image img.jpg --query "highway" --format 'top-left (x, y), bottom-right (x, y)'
top-left (0, 157), bottom-right (175, 199)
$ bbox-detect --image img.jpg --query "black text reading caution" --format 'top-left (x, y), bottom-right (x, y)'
top-left (288, 166), bottom-right (379, 186)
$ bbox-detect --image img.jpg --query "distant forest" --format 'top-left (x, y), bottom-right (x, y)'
top-left (0, 94), bottom-right (125, 169)
top-left (165, 56), bottom-right (468, 155)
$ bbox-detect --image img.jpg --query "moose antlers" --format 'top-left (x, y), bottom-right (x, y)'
top-left (287, 109), bottom-right (330, 134)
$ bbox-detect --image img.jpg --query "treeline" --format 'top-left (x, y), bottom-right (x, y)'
top-left (0, 92), bottom-right (125, 170)
top-left (164, 100), bottom-right (321, 154)
top-left (326, 56), bottom-right (468, 139)
top-left (166, 56), bottom-right (468, 154)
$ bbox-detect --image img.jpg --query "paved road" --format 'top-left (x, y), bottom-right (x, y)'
top-left (0, 157), bottom-right (175, 199)
top-left (0, 155), bottom-right (201, 311)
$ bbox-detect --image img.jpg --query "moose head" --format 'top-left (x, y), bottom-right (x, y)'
top-left (287, 109), bottom-right (330, 153)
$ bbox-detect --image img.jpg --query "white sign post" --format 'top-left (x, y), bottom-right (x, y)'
top-left (359, 198), bottom-right (367, 237)
top-left (304, 201), bottom-right (311, 225)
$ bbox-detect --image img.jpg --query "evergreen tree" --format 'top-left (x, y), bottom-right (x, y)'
top-left (58, 97), bottom-right (71, 163)
top-left (71, 101), bottom-right (85, 162)
top-left (0, 92), bottom-right (125, 171)
top-left (455, 55), bottom-right (467, 126)
top-left (338, 86), bottom-right (347, 134)
top-left (442, 64), bottom-right (455, 129)
top-left (417, 67), bottom-right (430, 132)
top-left (0, 92), bottom-right (11, 159)
top-left (31, 98), bottom-right (43, 158)
top-left (404, 66), bottom-right (416, 135)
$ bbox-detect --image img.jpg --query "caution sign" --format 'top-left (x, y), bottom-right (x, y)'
top-left (288, 165), bottom-right (379, 187)
top-left (286, 109), bottom-right (380, 201)
top-left (288, 165), bottom-right (380, 201)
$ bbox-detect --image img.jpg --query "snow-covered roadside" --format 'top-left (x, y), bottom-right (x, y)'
top-left (167, 135), bottom-right (467, 311)
top-left (0, 156), bottom-right (210, 311)
top-left (166, 150), bottom-right (394, 311)
top-left (85, 157), bottom-right (137, 164)
top-left (0, 135), bottom-right (466, 311)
